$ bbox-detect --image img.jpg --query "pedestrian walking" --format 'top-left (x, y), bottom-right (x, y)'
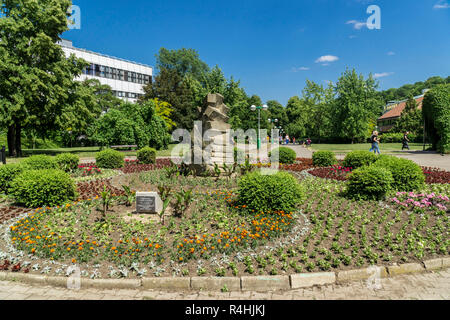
top-left (369, 131), bottom-right (381, 154)
top-left (402, 131), bottom-right (410, 150)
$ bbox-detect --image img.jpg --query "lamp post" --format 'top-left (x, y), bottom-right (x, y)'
top-left (251, 104), bottom-right (268, 150)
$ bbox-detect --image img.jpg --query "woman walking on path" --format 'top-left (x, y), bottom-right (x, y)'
top-left (369, 131), bottom-right (381, 154)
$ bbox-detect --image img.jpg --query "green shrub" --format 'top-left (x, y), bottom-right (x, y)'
top-left (312, 151), bottom-right (337, 167)
top-left (95, 149), bottom-right (125, 169)
top-left (269, 147), bottom-right (297, 164)
top-left (347, 166), bottom-right (394, 200)
top-left (373, 155), bottom-right (425, 191)
top-left (22, 155), bottom-right (57, 170)
top-left (342, 150), bottom-right (378, 169)
top-left (9, 169), bottom-right (77, 207)
top-left (237, 171), bottom-right (304, 213)
top-left (55, 153), bottom-right (80, 172)
top-left (0, 164), bottom-right (24, 194)
top-left (137, 147), bottom-right (156, 164)
top-left (379, 132), bottom-right (419, 143)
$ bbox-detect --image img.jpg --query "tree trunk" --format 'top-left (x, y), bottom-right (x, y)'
top-left (7, 125), bottom-right (16, 157)
top-left (15, 123), bottom-right (22, 158)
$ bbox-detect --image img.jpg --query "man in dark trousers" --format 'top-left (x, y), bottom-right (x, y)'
top-left (402, 131), bottom-right (410, 150)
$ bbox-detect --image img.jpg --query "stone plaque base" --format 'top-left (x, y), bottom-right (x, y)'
top-left (135, 192), bottom-right (162, 214)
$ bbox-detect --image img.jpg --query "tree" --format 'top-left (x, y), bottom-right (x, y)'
top-left (140, 68), bottom-right (198, 131)
top-left (155, 47), bottom-right (210, 83)
top-left (149, 98), bottom-right (176, 131)
top-left (285, 96), bottom-right (307, 139)
top-left (89, 101), bottom-right (170, 150)
top-left (301, 80), bottom-right (334, 142)
top-left (422, 84), bottom-right (450, 153)
top-left (267, 100), bottom-right (288, 127)
top-left (332, 69), bottom-right (382, 143)
top-left (0, 0), bottom-right (87, 157)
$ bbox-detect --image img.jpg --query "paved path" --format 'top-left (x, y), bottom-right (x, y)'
top-left (0, 269), bottom-right (448, 300)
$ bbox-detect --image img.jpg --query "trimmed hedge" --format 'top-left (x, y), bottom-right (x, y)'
top-left (347, 165), bottom-right (394, 200)
top-left (237, 171), bottom-right (305, 213)
top-left (137, 147), bottom-right (156, 164)
top-left (0, 164), bottom-right (24, 194)
top-left (342, 150), bottom-right (378, 169)
top-left (379, 132), bottom-right (420, 143)
top-left (22, 155), bottom-right (57, 170)
top-left (55, 153), bottom-right (80, 172)
top-left (312, 151), bottom-right (337, 167)
top-left (9, 169), bottom-right (77, 207)
top-left (373, 155), bottom-right (425, 191)
top-left (269, 147), bottom-right (297, 164)
top-left (95, 149), bottom-right (125, 169)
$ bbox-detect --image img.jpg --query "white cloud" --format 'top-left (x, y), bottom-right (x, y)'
top-left (291, 66), bottom-right (310, 72)
top-left (346, 20), bottom-right (367, 30)
top-left (387, 51), bottom-right (395, 56)
top-left (349, 35), bottom-right (358, 39)
top-left (315, 55), bottom-right (339, 64)
top-left (434, 1), bottom-right (450, 9)
top-left (374, 72), bottom-right (394, 78)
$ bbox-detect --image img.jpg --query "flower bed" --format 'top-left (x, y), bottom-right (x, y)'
top-left (308, 166), bottom-right (352, 181)
top-left (308, 165), bottom-right (450, 185)
top-left (422, 167), bottom-right (450, 184)
top-left (76, 179), bottom-right (125, 201)
top-left (120, 158), bottom-right (173, 174)
top-left (391, 192), bottom-right (449, 212)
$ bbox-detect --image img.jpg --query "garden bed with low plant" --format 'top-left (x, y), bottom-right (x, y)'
top-left (0, 165), bottom-right (448, 279)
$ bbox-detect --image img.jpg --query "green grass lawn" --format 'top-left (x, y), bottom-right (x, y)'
top-left (310, 143), bottom-right (429, 154)
top-left (2, 144), bottom-right (182, 165)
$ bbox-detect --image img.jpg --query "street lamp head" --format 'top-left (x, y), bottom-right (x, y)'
top-left (268, 118), bottom-right (271, 122)
top-left (275, 119), bottom-right (278, 122)
top-left (262, 104), bottom-right (268, 111)
top-left (250, 105), bottom-right (257, 111)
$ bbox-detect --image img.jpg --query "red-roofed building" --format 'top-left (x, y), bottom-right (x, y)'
top-left (377, 95), bottom-right (424, 133)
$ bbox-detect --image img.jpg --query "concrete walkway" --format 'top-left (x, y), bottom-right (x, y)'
top-left (0, 269), bottom-right (448, 300)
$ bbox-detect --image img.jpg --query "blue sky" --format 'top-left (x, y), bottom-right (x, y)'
top-left (65, 0), bottom-right (450, 105)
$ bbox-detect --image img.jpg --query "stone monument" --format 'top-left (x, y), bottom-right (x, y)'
top-left (190, 93), bottom-right (234, 174)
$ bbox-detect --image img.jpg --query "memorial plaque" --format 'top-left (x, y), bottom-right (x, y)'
top-left (135, 192), bottom-right (162, 214)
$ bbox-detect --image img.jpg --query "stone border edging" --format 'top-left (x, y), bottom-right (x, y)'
top-left (1, 258), bottom-right (448, 292)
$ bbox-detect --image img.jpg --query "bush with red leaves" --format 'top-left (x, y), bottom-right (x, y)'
top-left (120, 158), bottom-right (173, 174)
top-left (422, 167), bottom-right (450, 184)
top-left (308, 166), bottom-right (352, 181)
top-left (76, 179), bottom-right (125, 200)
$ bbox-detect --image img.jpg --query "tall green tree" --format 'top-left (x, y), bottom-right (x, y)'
top-left (301, 80), bottom-right (334, 142)
top-left (332, 69), bottom-right (382, 143)
top-left (140, 68), bottom-right (198, 131)
top-left (422, 84), bottom-right (450, 153)
top-left (285, 96), bottom-right (307, 139)
top-left (155, 47), bottom-right (210, 84)
top-left (0, 0), bottom-right (87, 156)
top-left (89, 101), bottom-right (170, 150)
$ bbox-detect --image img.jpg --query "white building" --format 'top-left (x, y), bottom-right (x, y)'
top-left (59, 39), bottom-right (153, 103)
